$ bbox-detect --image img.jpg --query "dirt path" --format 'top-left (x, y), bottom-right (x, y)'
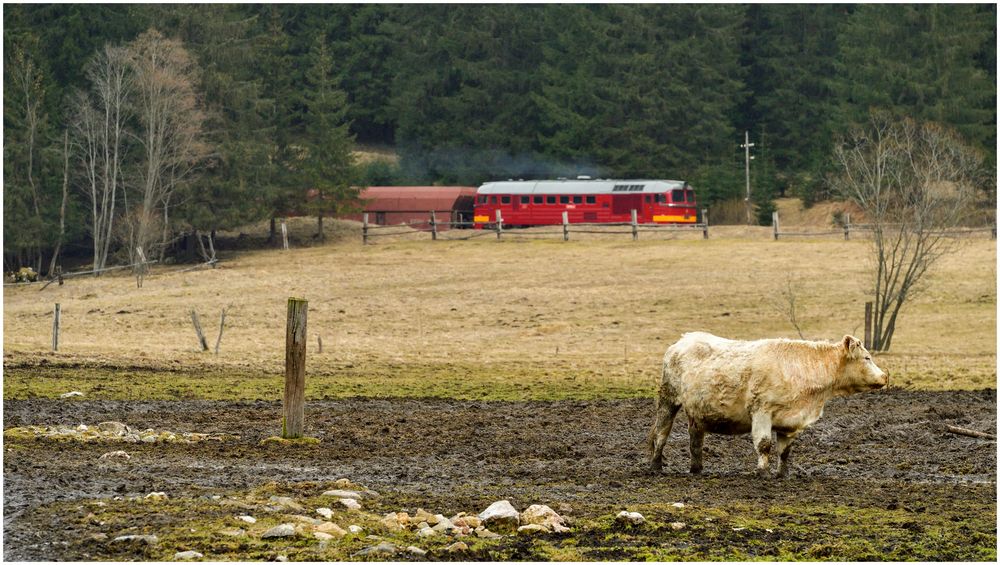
top-left (3, 389), bottom-right (996, 560)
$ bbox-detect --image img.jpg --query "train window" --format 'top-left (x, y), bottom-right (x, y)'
top-left (520, 196), bottom-right (530, 204)
top-left (586, 195), bottom-right (596, 204)
top-left (501, 195), bottom-right (511, 204)
top-left (534, 195), bottom-right (543, 204)
top-left (644, 195), bottom-right (651, 203)
top-left (489, 196), bottom-right (497, 204)
top-left (572, 196), bottom-right (582, 204)
top-left (546, 196), bottom-right (556, 204)
top-left (671, 189), bottom-right (684, 202)
top-left (685, 189), bottom-right (694, 202)
top-left (559, 195), bottom-right (569, 204)
top-left (656, 194), bottom-right (667, 204)
top-left (478, 195), bottom-right (487, 204)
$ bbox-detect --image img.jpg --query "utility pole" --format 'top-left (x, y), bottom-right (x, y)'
top-left (740, 131), bottom-right (755, 225)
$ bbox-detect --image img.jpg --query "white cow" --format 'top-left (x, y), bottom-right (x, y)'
top-left (647, 332), bottom-right (887, 477)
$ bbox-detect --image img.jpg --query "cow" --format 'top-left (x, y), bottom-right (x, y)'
top-left (647, 332), bottom-right (887, 477)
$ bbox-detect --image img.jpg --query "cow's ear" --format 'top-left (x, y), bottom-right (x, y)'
top-left (842, 335), bottom-right (860, 353)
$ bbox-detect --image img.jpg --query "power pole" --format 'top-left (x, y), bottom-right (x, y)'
top-left (740, 131), bottom-right (755, 225)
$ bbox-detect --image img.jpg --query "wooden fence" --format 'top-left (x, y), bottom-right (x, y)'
top-left (771, 212), bottom-right (996, 241)
top-left (362, 209), bottom-right (710, 244)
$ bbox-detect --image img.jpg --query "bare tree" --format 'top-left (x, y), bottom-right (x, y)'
top-left (71, 45), bottom-right (133, 273)
top-left (832, 110), bottom-right (983, 351)
top-left (47, 130), bottom-right (71, 276)
top-left (768, 275), bottom-right (806, 340)
top-left (128, 29), bottom-right (208, 264)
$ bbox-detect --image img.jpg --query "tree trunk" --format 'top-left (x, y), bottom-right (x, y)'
top-left (317, 215), bottom-right (325, 240)
top-left (48, 131), bottom-right (71, 277)
top-left (269, 216), bottom-right (277, 244)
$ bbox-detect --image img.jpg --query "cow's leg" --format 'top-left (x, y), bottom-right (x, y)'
top-left (750, 411), bottom-right (773, 477)
top-left (688, 419), bottom-right (705, 474)
top-left (776, 431), bottom-right (798, 478)
top-left (648, 400), bottom-right (680, 473)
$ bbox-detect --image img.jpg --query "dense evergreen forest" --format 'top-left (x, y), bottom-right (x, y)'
top-left (4, 4), bottom-right (996, 273)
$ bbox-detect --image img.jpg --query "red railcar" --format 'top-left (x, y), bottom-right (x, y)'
top-left (473, 179), bottom-right (698, 228)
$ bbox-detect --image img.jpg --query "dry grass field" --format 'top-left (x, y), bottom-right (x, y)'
top-left (3, 218), bottom-right (995, 399)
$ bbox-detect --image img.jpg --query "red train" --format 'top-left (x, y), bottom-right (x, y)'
top-left (473, 179), bottom-right (698, 228)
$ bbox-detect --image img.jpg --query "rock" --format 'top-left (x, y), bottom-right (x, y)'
top-left (275, 555), bottom-right (288, 562)
top-left (446, 541), bottom-right (469, 553)
top-left (113, 534), bottom-right (158, 544)
top-left (517, 524), bottom-right (550, 535)
top-left (557, 503), bottom-right (574, 515)
top-left (261, 524), bottom-right (296, 538)
top-left (431, 517), bottom-right (454, 533)
top-left (339, 498), bottom-right (361, 511)
top-left (380, 512), bottom-right (403, 532)
top-left (99, 451), bottom-right (131, 461)
top-left (413, 508), bottom-right (438, 525)
top-left (475, 527), bottom-right (501, 539)
top-left (316, 507), bottom-right (333, 520)
top-left (670, 522), bottom-right (686, 530)
top-left (348, 525), bottom-right (363, 534)
top-left (313, 532), bottom-right (334, 541)
top-left (314, 522), bottom-right (347, 537)
top-left (236, 515), bottom-right (257, 524)
top-left (672, 502), bottom-right (686, 509)
top-left (353, 542), bottom-right (397, 557)
top-left (286, 514), bottom-right (322, 525)
top-left (268, 496), bottom-right (303, 512)
top-left (218, 528), bottom-right (245, 537)
top-left (520, 504), bottom-right (565, 529)
top-left (478, 500), bottom-right (520, 531)
top-left (416, 526), bottom-right (436, 538)
top-left (144, 492), bottom-right (168, 501)
top-left (77, 424), bottom-right (89, 432)
top-left (406, 546), bottom-right (427, 557)
top-left (174, 550), bottom-right (203, 560)
top-left (395, 512), bottom-right (411, 526)
top-left (89, 533), bottom-right (109, 542)
top-left (321, 489), bottom-right (362, 500)
top-left (615, 511), bottom-right (645, 526)
top-left (98, 421), bottom-right (130, 435)
top-left (455, 515), bottom-right (481, 529)
top-left (60, 391), bottom-right (84, 398)
top-left (141, 435), bottom-right (157, 443)
top-left (551, 523), bottom-right (571, 534)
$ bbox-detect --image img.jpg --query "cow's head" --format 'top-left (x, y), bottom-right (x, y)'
top-left (839, 335), bottom-right (888, 392)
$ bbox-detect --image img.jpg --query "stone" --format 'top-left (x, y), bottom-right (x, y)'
top-left (339, 498), bottom-right (361, 511)
top-left (615, 511), bottom-right (645, 526)
top-left (218, 528), bottom-right (245, 537)
top-left (113, 534), bottom-right (158, 544)
top-left (98, 421), bottom-right (131, 436)
top-left (518, 524), bottom-right (550, 535)
top-left (314, 522), bottom-right (347, 537)
top-left (380, 513), bottom-right (403, 532)
top-left (313, 532), bottom-right (334, 541)
top-left (99, 451), bottom-right (131, 461)
top-left (413, 508), bottom-right (438, 525)
top-left (455, 515), bottom-right (481, 529)
top-left (557, 503), bottom-right (574, 515)
top-left (446, 541), bottom-right (469, 553)
top-left (321, 489), bottom-right (362, 500)
top-left (236, 515), bottom-right (257, 524)
top-left (353, 542), bottom-right (397, 557)
top-left (416, 526), bottom-right (436, 538)
top-left (89, 533), bottom-right (109, 542)
top-left (406, 546), bottom-right (427, 557)
top-left (348, 525), bottom-right (363, 534)
top-left (144, 492), bottom-right (168, 501)
top-left (316, 507), bottom-right (333, 520)
top-left (174, 550), bottom-right (203, 560)
top-left (275, 556), bottom-right (288, 562)
top-left (520, 504), bottom-right (565, 529)
top-left (672, 502), bottom-right (686, 509)
top-left (268, 496), bottom-right (303, 512)
top-left (478, 500), bottom-right (520, 531)
top-left (261, 524), bottom-right (296, 538)
top-left (77, 424), bottom-right (89, 432)
top-left (395, 512), bottom-right (411, 526)
top-left (286, 514), bottom-right (322, 525)
top-left (60, 391), bottom-right (84, 398)
top-left (431, 517), bottom-right (454, 533)
top-left (475, 527), bottom-right (501, 539)
top-left (670, 522), bottom-right (686, 530)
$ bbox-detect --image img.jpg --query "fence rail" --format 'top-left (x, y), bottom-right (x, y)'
top-left (772, 211), bottom-right (996, 241)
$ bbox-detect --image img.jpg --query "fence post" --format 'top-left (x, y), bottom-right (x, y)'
top-left (190, 310), bottom-right (209, 351)
top-left (702, 208), bottom-right (709, 239)
top-left (631, 209), bottom-right (638, 241)
top-left (281, 220), bottom-right (289, 251)
top-left (362, 213), bottom-right (369, 245)
top-left (283, 297), bottom-right (308, 439)
top-left (214, 307), bottom-right (228, 355)
top-left (992, 225), bottom-right (996, 240)
top-left (495, 209), bottom-right (503, 240)
top-left (844, 213), bottom-right (851, 241)
top-left (52, 303), bottom-right (61, 352)
top-left (430, 210), bottom-right (438, 241)
top-left (562, 211), bottom-right (570, 241)
top-left (772, 211), bottom-right (780, 240)
top-left (864, 301), bottom-right (873, 351)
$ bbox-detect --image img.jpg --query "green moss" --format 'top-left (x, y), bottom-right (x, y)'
top-left (259, 436), bottom-right (320, 446)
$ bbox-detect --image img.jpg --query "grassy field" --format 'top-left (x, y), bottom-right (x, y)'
top-left (3, 220), bottom-right (995, 399)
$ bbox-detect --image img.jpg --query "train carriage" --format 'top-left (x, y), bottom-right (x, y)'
top-left (472, 179), bottom-right (697, 228)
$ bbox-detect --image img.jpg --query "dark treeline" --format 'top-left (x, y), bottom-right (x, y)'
top-left (3, 4), bottom-right (996, 272)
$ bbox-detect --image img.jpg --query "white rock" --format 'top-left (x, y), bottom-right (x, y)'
top-left (475, 527), bottom-right (501, 539)
top-left (348, 525), bottom-right (363, 534)
top-left (615, 511), bottom-right (645, 525)
top-left (520, 504), bottom-right (565, 528)
top-left (478, 500), bottom-right (520, 528)
top-left (313, 532), bottom-right (334, 540)
top-left (144, 492), bottom-right (168, 501)
top-left (670, 522), bottom-right (686, 530)
top-left (416, 526), bottom-right (436, 538)
top-left (97, 421), bottom-right (130, 435)
top-left (517, 524), bottom-right (550, 534)
top-left (268, 496), bottom-right (303, 511)
top-left (77, 424), bottom-right (89, 432)
top-left (174, 550), bottom-right (203, 560)
top-left (316, 507), bottom-right (333, 519)
top-left (237, 515), bottom-right (257, 524)
top-left (99, 450), bottom-right (131, 460)
top-left (353, 542), bottom-right (397, 557)
top-left (275, 555), bottom-right (288, 562)
top-left (339, 498), bottom-right (361, 510)
top-left (113, 534), bottom-right (158, 544)
top-left (406, 546), bottom-right (427, 556)
top-left (261, 524), bottom-right (296, 538)
top-left (60, 391), bottom-right (84, 398)
top-left (322, 489), bottom-right (362, 499)
top-left (672, 502), bottom-right (686, 509)
top-left (431, 517), bottom-right (454, 532)
top-left (446, 541), bottom-right (469, 553)
top-left (218, 528), bottom-right (245, 537)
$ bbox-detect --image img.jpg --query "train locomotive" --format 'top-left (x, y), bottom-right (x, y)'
top-left (472, 179), bottom-right (698, 228)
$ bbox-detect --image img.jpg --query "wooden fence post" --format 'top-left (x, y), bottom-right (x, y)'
top-left (52, 303), bottom-right (61, 352)
top-left (190, 310), bottom-right (209, 351)
top-left (283, 297), bottom-right (308, 439)
top-left (844, 213), bottom-right (851, 241)
top-left (430, 210), bottom-right (438, 241)
top-left (362, 213), bottom-right (369, 245)
top-left (317, 335), bottom-right (323, 354)
top-left (495, 210), bottom-right (503, 240)
top-left (281, 220), bottom-right (289, 251)
top-left (631, 209), bottom-right (638, 241)
top-left (702, 208), bottom-right (709, 239)
top-left (772, 211), bottom-right (780, 240)
top-left (864, 301), bottom-right (873, 351)
top-left (562, 211), bottom-right (570, 241)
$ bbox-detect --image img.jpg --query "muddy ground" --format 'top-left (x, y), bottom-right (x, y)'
top-left (3, 388), bottom-right (996, 561)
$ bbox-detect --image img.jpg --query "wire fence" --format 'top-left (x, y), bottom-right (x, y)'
top-left (771, 212), bottom-right (996, 241)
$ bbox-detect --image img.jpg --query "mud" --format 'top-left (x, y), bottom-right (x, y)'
top-left (3, 388), bottom-right (996, 560)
